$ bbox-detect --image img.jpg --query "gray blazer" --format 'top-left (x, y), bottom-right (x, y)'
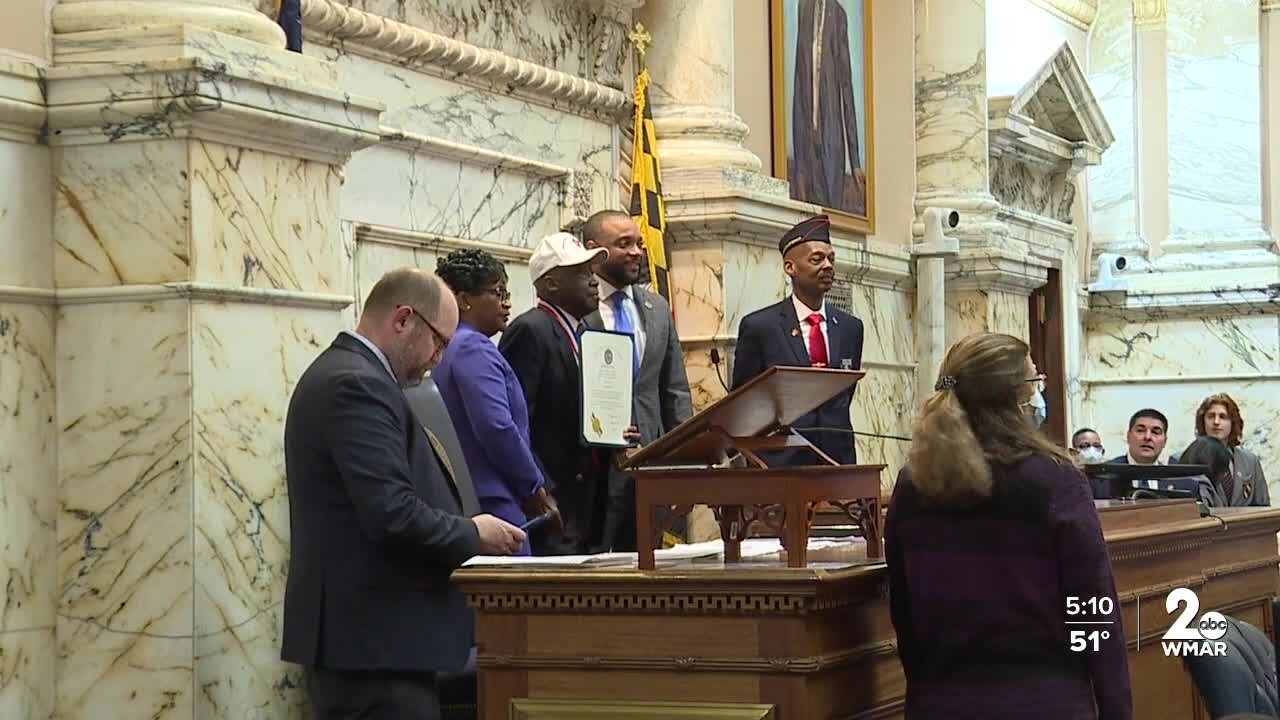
top-left (1170, 445), bottom-right (1270, 507)
top-left (586, 284), bottom-right (693, 551)
top-left (585, 284), bottom-right (693, 444)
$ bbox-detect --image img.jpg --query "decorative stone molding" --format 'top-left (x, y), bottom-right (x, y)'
top-left (0, 283), bottom-right (353, 309)
top-left (1027, 0), bottom-right (1099, 30)
top-left (478, 641), bottom-right (898, 673)
top-left (0, 57), bottom-right (46, 144)
top-left (378, 127), bottom-right (590, 229)
top-left (1134, 0), bottom-right (1167, 28)
top-left (299, 0), bottom-right (631, 119)
top-left (945, 249), bottom-right (1052, 294)
top-left (52, 0), bottom-right (286, 59)
top-left (357, 223), bottom-right (535, 264)
top-left (45, 35), bottom-right (383, 165)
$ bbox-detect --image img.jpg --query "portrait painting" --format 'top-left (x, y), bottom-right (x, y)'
top-left (771, 0), bottom-right (875, 233)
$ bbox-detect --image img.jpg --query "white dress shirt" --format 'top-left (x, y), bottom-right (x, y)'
top-left (1127, 452), bottom-right (1164, 489)
top-left (596, 278), bottom-right (647, 361)
top-left (793, 295), bottom-right (830, 363)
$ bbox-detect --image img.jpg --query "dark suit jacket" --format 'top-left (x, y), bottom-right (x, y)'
top-left (281, 333), bottom-right (480, 673)
top-left (499, 305), bottom-right (603, 554)
top-left (731, 297), bottom-right (864, 465)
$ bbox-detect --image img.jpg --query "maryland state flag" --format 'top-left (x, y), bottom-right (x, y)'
top-left (276, 0), bottom-right (302, 52)
top-left (628, 67), bottom-right (671, 305)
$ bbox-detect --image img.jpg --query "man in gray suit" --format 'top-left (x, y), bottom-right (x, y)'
top-left (583, 210), bottom-right (693, 551)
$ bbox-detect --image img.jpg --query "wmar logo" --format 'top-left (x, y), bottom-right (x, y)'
top-left (1161, 587), bottom-right (1228, 657)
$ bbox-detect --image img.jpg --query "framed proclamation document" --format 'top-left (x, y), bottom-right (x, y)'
top-left (579, 329), bottom-right (635, 448)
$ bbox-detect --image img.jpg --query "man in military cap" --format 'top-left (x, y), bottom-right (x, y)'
top-left (730, 214), bottom-right (865, 465)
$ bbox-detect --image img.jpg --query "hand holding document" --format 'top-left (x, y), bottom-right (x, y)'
top-left (579, 330), bottom-right (634, 448)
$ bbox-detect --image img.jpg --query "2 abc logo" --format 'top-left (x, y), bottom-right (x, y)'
top-left (1161, 587), bottom-right (1228, 657)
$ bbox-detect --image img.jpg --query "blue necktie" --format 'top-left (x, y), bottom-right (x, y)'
top-left (610, 290), bottom-right (640, 375)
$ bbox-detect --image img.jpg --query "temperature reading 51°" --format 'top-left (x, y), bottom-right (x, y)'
top-left (1070, 629), bottom-right (1111, 652)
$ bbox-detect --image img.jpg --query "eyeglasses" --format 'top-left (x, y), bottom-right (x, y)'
top-left (402, 305), bottom-right (450, 354)
top-left (480, 286), bottom-right (512, 302)
top-left (1025, 373), bottom-right (1046, 384)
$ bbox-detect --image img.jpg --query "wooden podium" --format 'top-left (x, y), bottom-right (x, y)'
top-left (620, 366), bottom-right (885, 570)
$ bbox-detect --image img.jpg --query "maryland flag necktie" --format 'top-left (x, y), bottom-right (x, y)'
top-left (629, 67), bottom-right (671, 306)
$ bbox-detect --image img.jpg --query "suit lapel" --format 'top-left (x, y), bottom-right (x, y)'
top-left (633, 286), bottom-right (660, 371)
top-left (826, 310), bottom-right (843, 367)
top-left (778, 301), bottom-right (811, 366)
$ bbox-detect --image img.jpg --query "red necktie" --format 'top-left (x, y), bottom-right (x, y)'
top-left (806, 313), bottom-right (828, 367)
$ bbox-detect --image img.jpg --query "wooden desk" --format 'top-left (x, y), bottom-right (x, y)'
top-left (455, 502), bottom-right (1280, 720)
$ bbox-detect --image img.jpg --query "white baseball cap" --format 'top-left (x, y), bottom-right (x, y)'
top-left (528, 231), bottom-right (607, 282)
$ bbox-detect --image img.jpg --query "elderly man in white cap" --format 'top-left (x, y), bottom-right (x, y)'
top-left (498, 232), bottom-right (611, 554)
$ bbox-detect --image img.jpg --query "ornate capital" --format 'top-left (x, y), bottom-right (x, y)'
top-left (1027, 0), bottom-right (1099, 30)
top-left (1134, 0), bottom-right (1167, 28)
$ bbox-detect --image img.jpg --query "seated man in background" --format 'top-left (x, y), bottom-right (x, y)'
top-left (1110, 409), bottom-right (1168, 466)
top-left (1070, 428), bottom-right (1106, 466)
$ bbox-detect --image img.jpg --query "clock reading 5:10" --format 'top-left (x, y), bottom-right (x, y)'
top-left (1066, 596), bottom-right (1114, 615)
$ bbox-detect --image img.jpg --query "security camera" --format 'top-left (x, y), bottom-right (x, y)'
top-left (922, 207), bottom-right (960, 250)
top-left (1088, 252), bottom-right (1129, 292)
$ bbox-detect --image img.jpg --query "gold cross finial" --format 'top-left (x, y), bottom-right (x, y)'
top-left (628, 21), bottom-right (652, 61)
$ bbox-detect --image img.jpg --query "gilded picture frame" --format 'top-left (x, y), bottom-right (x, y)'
top-left (770, 0), bottom-right (876, 234)
top-left (510, 699), bottom-right (776, 719)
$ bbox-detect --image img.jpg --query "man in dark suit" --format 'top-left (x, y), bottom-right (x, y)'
top-left (499, 232), bottom-right (611, 555)
top-left (731, 215), bottom-right (865, 466)
top-left (282, 267), bottom-right (526, 720)
top-left (582, 210), bottom-right (694, 551)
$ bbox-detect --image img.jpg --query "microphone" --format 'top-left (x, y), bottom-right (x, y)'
top-left (708, 348), bottom-right (730, 392)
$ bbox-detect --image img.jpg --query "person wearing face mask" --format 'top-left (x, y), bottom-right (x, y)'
top-left (432, 249), bottom-right (562, 555)
top-left (885, 332), bottom-right (1131, 720)
top-left (1185, 394), bottom-right (1269, 507)
top-left (1071, 428), bottom-right (1106, 465)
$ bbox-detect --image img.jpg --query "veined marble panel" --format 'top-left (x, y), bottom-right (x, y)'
top-left (0, 303), bottom-right (56, 720)
top-left (190, 142), bottom-right (347, 294)
top-left (844, 285), bottom-right (915, 366)
top-left (914, 0), bottom-right (990, 197)
top-left (54, 141), bottom-right (191, 288)
top-left (344, 143), bottom-right (569, 248)
top-left (0, 142), bottom-right (53, 288)
top-left (852, 366), bottom-right (915, 494)
top-left (681, 342), bottom-right (727, 414)
top-left (326, 0), bottom-right (630, 88)
top-left (1166, 0), bottom-right (1262, 236)
top-left (945, 289), bottom-right (1030, 345)
top-left (1081, 379), bottom-right (1280, 500)
top-left (311, 47), bottom-right (618, 164)
top-left (722, 242), bottom-right (789, 337)
top-left (192, 303), bottom-right (344, 719)
top-left (1086, 0), bottom-right (1137, 244)
top-left (1086, 316), bottom-right (1280, 379)
top-left (56, 301), bottom-right (193, 719)
top-left (0, 627), bottom-right (54, 720)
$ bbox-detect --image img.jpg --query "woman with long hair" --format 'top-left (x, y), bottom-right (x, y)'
top-left (1190, 394), bottom-right (1269, 507)
top-left (886, 332), bottom-right (1131, 719)
top-left (432, 249), bottom-right (558, 555)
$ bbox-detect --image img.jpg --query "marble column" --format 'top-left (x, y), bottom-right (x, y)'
top-left (633, 0), bottom-right (762, 176)
top-left (1134, 2), bottom-right (1169, 260)
top-left (45, 3), bottom-right (382, 718)
top-left (1264, 0), bottom-right (1280, 248)
top-left (1159, 0), bottom-right (1274, 269)
top-left (913, 0), bottom-right (1002, 245)
top-left (0, 56), bottom-right (56, 720)
top-left (1087, 0), bottom-right (1146, 263)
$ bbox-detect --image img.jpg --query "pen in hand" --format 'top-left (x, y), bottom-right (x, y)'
top-left (520, 511), bottom-right (553, 532)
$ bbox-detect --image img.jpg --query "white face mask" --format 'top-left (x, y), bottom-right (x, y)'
top-left (1080, 446), bottom-right (1105, 464)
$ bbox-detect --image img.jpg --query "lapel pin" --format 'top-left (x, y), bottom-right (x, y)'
top-left (841, 359), bottom-right (852, 369)
top-left (791, 328), bottom-right (800, 337)
top-left (644, 300), bottom-right (653, 309)
top-left (831, 316), bottom-right (838, 325)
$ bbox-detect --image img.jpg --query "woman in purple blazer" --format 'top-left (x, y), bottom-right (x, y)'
top-left (886, 333), bottom-right (1132, 719)
top-left (433, 249), bottom-right (558, 555)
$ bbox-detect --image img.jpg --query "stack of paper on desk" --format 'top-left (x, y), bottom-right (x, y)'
top-left (460, 536), bottom-right (866, 568)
